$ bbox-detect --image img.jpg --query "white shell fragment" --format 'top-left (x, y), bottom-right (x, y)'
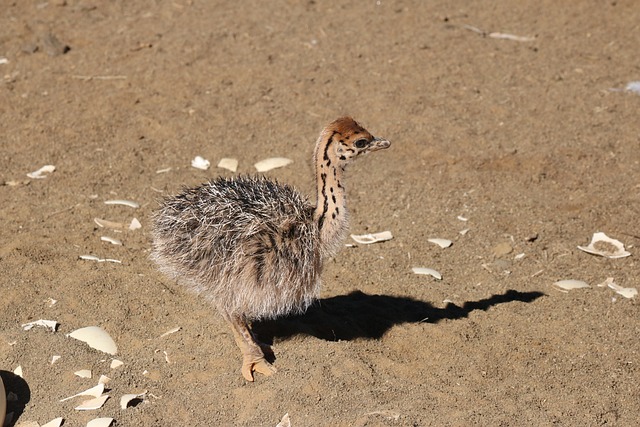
top-left (61, 384), bottom-right (105, 402)
top-left (104, 200), bottom-right (139, 209)
top-left (412, 267), bottom-right (442, 280)
top-left (75, 395), bottom-right (109, 411)
top-left (217, 158), bottom-right (239, 172)
top-left (625, 81), bottom-right (640, 94)
top-left (159, 326), bottom-right (181, 338)
top-left (129, 218), bottom-right (142, 231)
top-left (553, 279), bottom-right (590, 291)
top-left (14, 366), bottom-right (23, 377)
top-left (610, 285), bottom-right (638, 299)
top-left (120, 390), bottom-right (147, 409)
top-left (98, 375), bottom-right (111, 385)
top-left (87, 418), bottom-right (114, 427)
top-left (608, 283), bottom-right (638, 299)
top-left (27, 164), bottom-right (56, 179)
top-left (428, 238), bottom-right (452, 248)
top-left (74, 369), bottom-right (92, 379)
top-left (110, 359), bottom-right (124, 369)
top-left (191, 156), bottom-right (210, 170)
top-left (577, 232), bottom-right (631, 259)
top-left (488, 32), bottom-right (535, 42)
top-left (350, 231), bottom-right (393, 245)
top-left (79, 255), bottom-right (122, 264)
top-left (22, 319), bottom-right (58, 332)
top-left (100, 236), bottom-right (122, 245)
top-left (50, 355), bottom-right (61, 365)
top-left (598, 278), bottom-right (638, 299)
top-left (275, 413), bottom-right (291, 427)
top-left (457, 215), bottom-right (468, 221)
top-left (254, 157), bottom-right (293, 172)
top-left (67, 326), bottom-right (118, 355)
top-left (41, 417), bottom-right (64, 427)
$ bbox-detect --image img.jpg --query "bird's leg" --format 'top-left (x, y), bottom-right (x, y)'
top-left (226, 315), bottom-right (277, 381)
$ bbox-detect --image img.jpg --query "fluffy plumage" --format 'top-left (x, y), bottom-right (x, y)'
top-left (151, 176), bottom-right (321, 320)
top-left (150, 117), bottom-right (390, 381)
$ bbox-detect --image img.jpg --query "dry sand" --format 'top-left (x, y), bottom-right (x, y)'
top-left (1, 1), bottom-right (639, 426)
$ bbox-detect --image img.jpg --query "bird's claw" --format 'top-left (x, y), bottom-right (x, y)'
top-left (242, 355), bottom-right (277, 382)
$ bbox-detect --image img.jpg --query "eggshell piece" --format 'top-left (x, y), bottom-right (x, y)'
top-left (110, 359), bottom-right (124, 369)
top-left (191, 156), bottom-right (210, 170)
top-left (412, 267), bottom-right (442, 280)
top-left (74, 369), bottom-right (92, 379)
top-left (60, 384), bottom-right (105, 402)
top-left (75, 395), bottom-right (109, 411)
top-left (120, 390), bottom-right (147, 409)
top-left (254, 157), bottom-right (292, 172)
top-left (67, 326), bottom-right (118, 355)
top-left (276, 413), bottom-right (291, 427)
top-left (27, 164), bottom-right (56, 179)
top-left (606, 281), bottom-right (638, 299)
top-left (104, 200), bottom-right (139, 208)
top-left (577, 232), bottom-right (631, 259)
top-left (428, 238), bottom-right (452, 248)
top-left (350, 231), bottom-right (393, 245)
top-left (129, 218), bottom-right (142, 230)
top-left (86, 418), bottom-right (114, 427)
top-left (41, 417), bottom-right (64, 427)
top-left (553, 280), bottom-right (589, 291)
top-left (22, 319), bottom-right (58, 332)
top-left (217, 158), bottom-right (238, 172)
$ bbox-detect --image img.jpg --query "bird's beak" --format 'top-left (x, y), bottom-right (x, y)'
top-left (370, 137), bottom-right (391, 151)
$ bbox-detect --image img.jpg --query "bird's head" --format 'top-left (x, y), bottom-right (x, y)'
top-left (325, 117), bottom-right (391, 164)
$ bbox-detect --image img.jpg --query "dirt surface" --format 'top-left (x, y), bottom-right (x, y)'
top-left (1, 1), bottom-right (640, 426)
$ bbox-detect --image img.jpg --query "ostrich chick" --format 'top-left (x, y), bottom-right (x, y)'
top-left (151, 117), bottom-right (390, 381)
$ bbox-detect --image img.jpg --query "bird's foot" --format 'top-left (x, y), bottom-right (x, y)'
top-left (241, 352), bottom-right (277, 382)
top-left (225, 316), bottom-right (277, 381)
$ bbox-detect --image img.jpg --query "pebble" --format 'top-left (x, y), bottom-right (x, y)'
top-left (41, 32), bottom-right (70, 56)
top-left (492, 242), bottom-right (513, 257)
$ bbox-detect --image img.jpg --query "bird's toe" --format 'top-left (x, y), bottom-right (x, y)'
top-left (242, 355), bottom-right (277, 381)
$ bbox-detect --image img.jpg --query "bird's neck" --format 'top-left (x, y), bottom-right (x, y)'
top-left (313, 131), bottom-right (349, 259)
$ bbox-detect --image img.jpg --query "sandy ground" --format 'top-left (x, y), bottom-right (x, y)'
top-left (1, 1), bottom-right (640, 426)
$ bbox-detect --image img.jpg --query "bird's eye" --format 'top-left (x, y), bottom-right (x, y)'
top-left (355, 139), bottom-right (368, 149)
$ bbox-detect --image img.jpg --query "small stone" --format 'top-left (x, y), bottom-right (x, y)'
top-left (492, 242), bottom-right (513, 257)
top-left (21, 43), bottom-right (39, 54)
top-left (41, 32), bottom-right (70, 56)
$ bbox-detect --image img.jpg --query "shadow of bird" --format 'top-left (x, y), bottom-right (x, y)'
top-left (253, 289), bottom-right (545, 343)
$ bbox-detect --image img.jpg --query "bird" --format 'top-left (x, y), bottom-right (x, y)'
top-left (150, 117), bottom-right (391, 381)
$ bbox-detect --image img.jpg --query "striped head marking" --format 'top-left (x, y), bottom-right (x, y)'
top-left (329, 117), bottom-right (391, 163)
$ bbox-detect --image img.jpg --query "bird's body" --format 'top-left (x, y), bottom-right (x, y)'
top-left (152, 176), bottom-right (321, 320)
top-left (151, 117), bottom-right (390, 381)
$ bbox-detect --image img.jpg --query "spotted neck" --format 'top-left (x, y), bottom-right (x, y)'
top-left (313, 130), bottom-right (349, 259)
